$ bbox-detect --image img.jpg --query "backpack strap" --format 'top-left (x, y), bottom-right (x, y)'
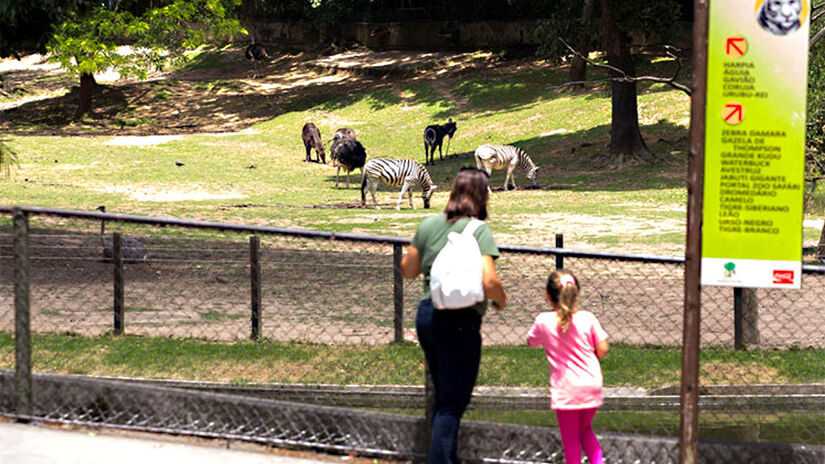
top-left (462, 218), bottom-right (485, 237)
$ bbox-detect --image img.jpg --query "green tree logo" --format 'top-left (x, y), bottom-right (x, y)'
top-left (724, 262), bottom-right (736, 278)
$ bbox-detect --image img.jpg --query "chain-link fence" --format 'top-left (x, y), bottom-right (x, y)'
top-left (1, 206), bottom-right (824, 463)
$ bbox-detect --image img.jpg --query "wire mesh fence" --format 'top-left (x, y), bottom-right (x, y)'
top-left (1, 206), bottom-right (824, 463)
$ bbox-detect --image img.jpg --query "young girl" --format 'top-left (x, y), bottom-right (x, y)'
top-left (527, 270), bottom-right (609, 464)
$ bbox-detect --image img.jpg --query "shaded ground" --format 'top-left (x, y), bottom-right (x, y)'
top-left (0, 48), bottom-right (494, 136)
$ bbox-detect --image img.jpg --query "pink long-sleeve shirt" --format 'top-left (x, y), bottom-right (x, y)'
top-left (527, 310), bottom-right (608, 410)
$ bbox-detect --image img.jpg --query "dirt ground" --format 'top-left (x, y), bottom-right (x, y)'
top-left (0, 47), bottom-right (494, 136)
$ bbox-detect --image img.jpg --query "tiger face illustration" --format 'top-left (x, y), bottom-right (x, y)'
top-left (758, 0), bottom-right (803, 35)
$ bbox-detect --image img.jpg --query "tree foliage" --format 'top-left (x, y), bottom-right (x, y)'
top-left (0, 0), bottom-right (88, 58)
top-left (806, 20), bottom-right (825, 258)
top-left (0, 139), bottom-right (18, 179)
top-left (535, 0), bottom-right (681, 64)
top-left (534, 0), bottom-right (595, 65)
top-left (807, 24), bottom-right (825, 179)
top-left (46, 0), bottom-right (246, 113)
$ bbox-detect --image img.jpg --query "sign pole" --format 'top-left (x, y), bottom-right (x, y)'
top-left (681, 0), bottom-right (709, 462)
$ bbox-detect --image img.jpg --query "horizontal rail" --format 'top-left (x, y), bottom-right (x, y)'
top-left (0, 205), bottom-right (409, 245)
top-left (3, 204), bottom-right (825, 269)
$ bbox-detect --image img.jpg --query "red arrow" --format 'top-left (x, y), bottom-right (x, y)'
top-left (724, 104), bottom-right (743, 123)
top-left (726, 37), bottom-right (746, 56)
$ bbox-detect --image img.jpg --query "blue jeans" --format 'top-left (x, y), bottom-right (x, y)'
top-left (415, 298), bottom-right (482, 464)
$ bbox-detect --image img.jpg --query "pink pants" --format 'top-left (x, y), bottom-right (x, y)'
top-left (555, 408), bottom-right (604, 464)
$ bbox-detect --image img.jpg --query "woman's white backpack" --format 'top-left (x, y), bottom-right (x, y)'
top-left (429, 219), bottom-right (485, 309)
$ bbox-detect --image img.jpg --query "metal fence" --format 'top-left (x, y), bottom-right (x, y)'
top-left (1, 206), bottom-right (824, 463)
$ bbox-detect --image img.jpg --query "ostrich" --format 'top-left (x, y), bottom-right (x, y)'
top-left (244, 42), bottom-right (269, 78)
top-left (330, 128), bottom-right (356, 167)
top-left (330, 137), bottom-right (366, 189)
top-left (97, 206), bottom-right (148, 262)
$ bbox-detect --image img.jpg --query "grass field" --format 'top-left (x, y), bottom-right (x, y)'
top-left (8, 48), bottom-right (823, 255)
top-left (1, 333), bottom-right (822, 388)
top-left (3, 48), bottom-right (825, 385)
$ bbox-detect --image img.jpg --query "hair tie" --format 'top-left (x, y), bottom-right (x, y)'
top-left (560, 274), bottom-right (576, 287)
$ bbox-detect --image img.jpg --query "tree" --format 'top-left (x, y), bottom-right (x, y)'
top-left (0, 0), bottom-right (87, 59)
top-left (536, 0), bottom-right (682, 165)
top-left (0, 139), bottom-right (18, 179)
top-left (568, 0), bottom-right (596, 87)
top-left (47, 0), bottom-right (246, 115)
top-left (599, 0), bottom-right (681, 165)
top-left (806, 6), bottom-right (825, 259)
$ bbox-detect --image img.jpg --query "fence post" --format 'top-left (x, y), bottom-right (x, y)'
top-left (250, 236), bottom-right (261, 341)
top-left (424, 360), bottom-right (435, 455)
top-left (555, 234), bottom-right (563, 270)
top-left (393, 243), bottom-right (404, 344)
top-left (13, 208), bottom-right (32, 418)
top-left (113, 232), bottom-right (124, 336)
top-left (734, 287), bottom-right (759, 350)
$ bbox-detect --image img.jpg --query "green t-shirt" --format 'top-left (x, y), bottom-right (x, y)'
top-left (411, 214), bottom-right (500, 316)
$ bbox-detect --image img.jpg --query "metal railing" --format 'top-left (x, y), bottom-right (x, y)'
top-left (2, 205), bottom-right (824, 463)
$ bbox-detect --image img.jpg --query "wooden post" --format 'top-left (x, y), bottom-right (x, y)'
top-left (555, 234), bottom-right (564, 270)
top-left (393, 243), bottom-right (404, 344)
top-left (113, 232), bottom-right (124, 336)
top-left (13, 208), bottom-right (32, 418)
top-left (250, 236), bottom-right (261, 341)
top-left (681, 1), bottom-right (709, 463)
top-left (734, 287), bottom-right (743, 350)
top-left (734, 287), bottom-right (760, 349)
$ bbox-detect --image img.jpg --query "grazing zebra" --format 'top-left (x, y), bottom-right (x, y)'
top-left (423, 118), bottom-right (457, 165)
top-left (474, 144), bottom-right (539, 191)
top-left (361, 158), bottom-right (437, 210)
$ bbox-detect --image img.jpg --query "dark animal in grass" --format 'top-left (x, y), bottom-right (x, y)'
top-left (332, 127), bottom-right (356, 142)
top-left (423, 118), bottom-right (457, 165)
top-left (330, 137), bottom-right (366, 189)
top-left (97, 206), bottom-right (148, 262)
top-left (301, 122), bottom-right (326, 163)
top-left (244, 42), bottom-right (269, 78)
top-left (330, 128), bottom-right (357, 167)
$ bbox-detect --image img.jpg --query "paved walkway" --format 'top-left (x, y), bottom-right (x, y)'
top-left (0, 421), bottom-right (340, 464)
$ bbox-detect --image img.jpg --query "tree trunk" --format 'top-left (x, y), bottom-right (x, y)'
top-left (568, 0), bottom-right (595, 87)
top-left (816, 219), bottom-right (825, 261)
top-left (76, 72), bottom-right (96, 116)
top-left (600, 0), bottom-right (651, 164)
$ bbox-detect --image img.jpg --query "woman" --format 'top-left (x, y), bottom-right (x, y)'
top-left (400, 167), bottom-right (508, 464)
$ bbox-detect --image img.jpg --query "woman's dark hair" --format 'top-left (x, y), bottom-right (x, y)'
top-left (444, 167), bottom-right (490, 222)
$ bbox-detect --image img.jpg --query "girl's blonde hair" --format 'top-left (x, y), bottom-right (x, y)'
top-left (546, 270), bottom-right (580, 333)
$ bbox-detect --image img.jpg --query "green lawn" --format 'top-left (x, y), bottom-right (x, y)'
top-left (1, 333), bottom-right (821, 388)
top-left (0, 52), bottom-right (709, 255)
top-left (4, 51), bottom-right (823, 254)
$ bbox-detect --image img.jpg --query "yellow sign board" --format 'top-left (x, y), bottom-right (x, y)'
top-left (701, 0), bottom-right (809, 288)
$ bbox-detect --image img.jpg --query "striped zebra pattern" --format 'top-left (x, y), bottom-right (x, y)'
top-left (474, 144), bottom-right (538, 191)
top-left (361, 158), bottom-right (437, 210)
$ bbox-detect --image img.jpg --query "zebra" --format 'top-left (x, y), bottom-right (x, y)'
top-left (361, 158), bottom-right (437, 210)
top-left (474, 144), bottom-right (539, 191)
top-left (423, 118), bottom-right (457, 165)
